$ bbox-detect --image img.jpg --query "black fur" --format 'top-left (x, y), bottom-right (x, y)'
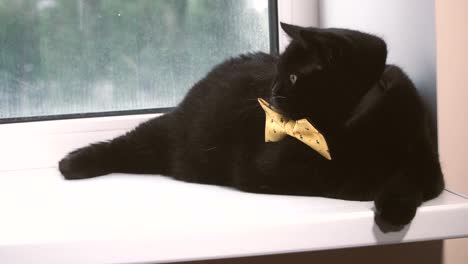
top-left (59, 23), bottom-right (444, 230)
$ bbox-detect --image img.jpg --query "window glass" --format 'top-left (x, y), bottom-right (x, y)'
top-left (0, 0), bottom-right (270, 118)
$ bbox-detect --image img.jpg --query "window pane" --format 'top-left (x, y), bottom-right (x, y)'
top-left (0, 0), bottom-right (271, 119)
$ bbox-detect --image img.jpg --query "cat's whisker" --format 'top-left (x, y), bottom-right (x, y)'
top-left (202, 147), bottom-right (217, 151)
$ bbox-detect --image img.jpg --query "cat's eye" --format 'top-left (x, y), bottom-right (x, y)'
top-left (290, 74), bottom-right (298, 85)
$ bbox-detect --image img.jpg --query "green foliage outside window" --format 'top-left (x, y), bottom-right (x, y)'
top-left (0, 0), bottom-right (270, 118)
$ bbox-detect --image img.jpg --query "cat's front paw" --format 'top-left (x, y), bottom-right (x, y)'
top-left (59, 146), bottom-right (109, 180)
top-left (374, 195), bottom-right (419, 232)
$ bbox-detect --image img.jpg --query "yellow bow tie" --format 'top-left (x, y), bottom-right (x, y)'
top-left (258, 98), bottom-right (332, 160)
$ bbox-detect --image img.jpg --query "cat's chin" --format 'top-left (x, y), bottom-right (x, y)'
top-left (270, 97), bottom-right (304, 120)
top-left (270, 97), bottom-right (334, 133)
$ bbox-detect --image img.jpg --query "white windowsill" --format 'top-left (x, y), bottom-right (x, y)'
top-left (1, 167), bottom-right (467, 264)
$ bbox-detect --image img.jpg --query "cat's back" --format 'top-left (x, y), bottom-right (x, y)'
top-left (167, 52), bottom-right (277, 146)
top-left (210, 52), bottom-right (278, 81)
top-left (172, 52), bottom-right (278, 142)
top-left (178, 52), bottom-right (277, 112)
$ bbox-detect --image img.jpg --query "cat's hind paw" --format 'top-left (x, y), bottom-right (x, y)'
top-left (58, 145), bottom-right (110, 180)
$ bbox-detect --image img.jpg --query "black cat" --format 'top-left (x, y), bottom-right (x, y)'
top-left (59, 23), bottom-right (444, 230)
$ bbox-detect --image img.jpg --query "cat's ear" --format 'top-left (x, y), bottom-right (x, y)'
top-left (280, 22), bottom-right (305, 42)
top-left (281, 22), bottom-right (324, 49)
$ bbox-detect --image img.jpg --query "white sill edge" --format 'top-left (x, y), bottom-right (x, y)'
top-left (0, 168), bottom-right (467, 264)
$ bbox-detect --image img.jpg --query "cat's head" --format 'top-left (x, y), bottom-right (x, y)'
top-left (271, 23), bottom-right (387, 131)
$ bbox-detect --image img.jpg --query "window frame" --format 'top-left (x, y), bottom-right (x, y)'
top-left (0, 0), bottom-right (320, 172)
top-left (1, 0), bottom-right (281, 125)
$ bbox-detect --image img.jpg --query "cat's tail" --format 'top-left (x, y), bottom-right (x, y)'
top-left (59, 113), bottom-right (176, 180)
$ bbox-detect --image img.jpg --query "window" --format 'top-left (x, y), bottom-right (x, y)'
top-left (0, 0), bottom-right (275, 121)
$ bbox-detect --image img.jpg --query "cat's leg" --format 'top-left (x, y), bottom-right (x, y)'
top-left (374, 172), bottom-right (423, 231)
top-left (59, 113), bottom-right (176, 180)
top-left (374, 136), bottom-right (444, 230)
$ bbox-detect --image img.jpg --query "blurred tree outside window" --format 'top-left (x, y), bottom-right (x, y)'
top-left (0, 0), bottom-right (271, 119)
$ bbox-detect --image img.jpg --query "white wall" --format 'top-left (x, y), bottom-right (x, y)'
top-left (319, 0), bottom-right (437, 117)
top-left (277, 0), bottom-right (320, 52)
